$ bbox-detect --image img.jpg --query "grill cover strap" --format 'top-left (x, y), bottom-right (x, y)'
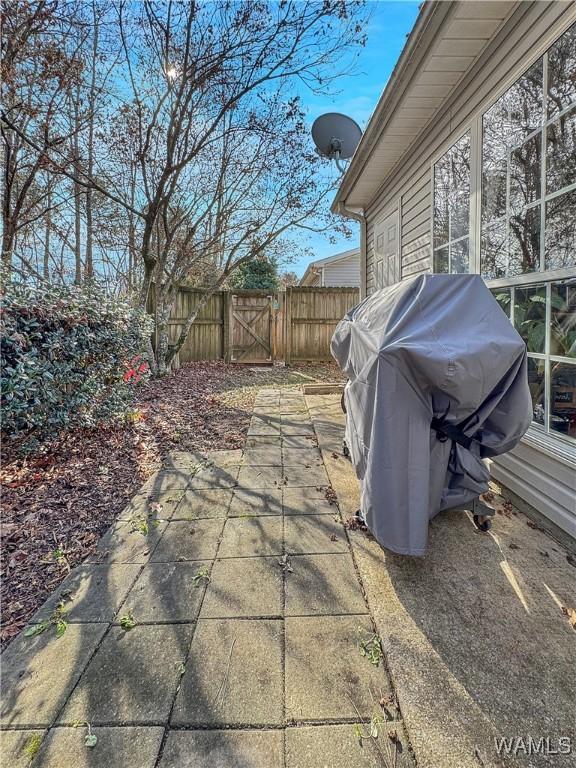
top-left (431, 416), bottom-right (474, 450)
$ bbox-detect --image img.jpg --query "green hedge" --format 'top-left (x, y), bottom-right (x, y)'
top-left (1, 282), bottom-right (153, 443)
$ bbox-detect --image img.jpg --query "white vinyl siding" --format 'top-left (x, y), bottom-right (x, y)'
top-left (322, 254), bottom-right (361, 287)
top-left (490, 438), bottom-right (576, 539)
top-left (401, 171), bottom-right (432, 278)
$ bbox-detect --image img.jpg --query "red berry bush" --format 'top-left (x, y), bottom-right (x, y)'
top-left (1, 282), bottom-right (153, 448)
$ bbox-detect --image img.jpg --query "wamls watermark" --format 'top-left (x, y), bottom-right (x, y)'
top-left (495, 736), bottom-right (572, 757)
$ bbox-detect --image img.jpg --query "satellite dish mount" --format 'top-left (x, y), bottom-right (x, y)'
top-left (311, 113), bottom-right (362, 175)
top-left (325, 137), bottom-right (347, 173)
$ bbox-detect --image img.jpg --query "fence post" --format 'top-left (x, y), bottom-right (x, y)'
top-left (276, 291), bottom-right (285, 361)
top-left (222, 291), bottom-right (231, 363)
top-left (285, 286), bottom-right (292, 366)
top-left (270, 293), bottom-right (276, 364)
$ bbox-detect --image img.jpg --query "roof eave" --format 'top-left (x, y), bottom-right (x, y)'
top-left (313, 247), bottom-right (360, 267)
top-left (299, 265), bottom-right (320, 286)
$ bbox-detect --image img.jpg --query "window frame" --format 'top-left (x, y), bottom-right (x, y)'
top-left (476, 20), bottom-right (576, 285)
top-left (430, 127), bottom-right (477, 274)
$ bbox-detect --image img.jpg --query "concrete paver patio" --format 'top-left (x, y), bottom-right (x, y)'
top-left (1, 387), bottom-right (575, 767)
top-left (1, 387), bottom-right (407, 768)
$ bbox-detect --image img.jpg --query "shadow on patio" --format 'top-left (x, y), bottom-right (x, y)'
top-left (1, 413), bottom-right (408, 768)
top-left (307, 392), bottom-right (576, 768)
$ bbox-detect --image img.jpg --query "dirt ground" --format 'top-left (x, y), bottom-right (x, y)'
top-left (0, 361), bottom-right (344, 647)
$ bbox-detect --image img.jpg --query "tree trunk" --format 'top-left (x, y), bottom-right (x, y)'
top-left (128, 213), bottom-right (135, 290)
top-left (155, 310), bottom-right (172, 376)
top-left (43, 183), bottom-right (51, 280)
top-left (85, 187), bottom-right (93, 279)
top-left (84, 0), bottom-right (99, 281)
top-left (151, 283), bottom-right (174, 376)
top-left (73, 181), bottom-right (82, 284)
top-left (1, 220), bottom-right (16, 272)
top-left (138, 216), bottom-right (157, 308)
top-left (72, 90), bottom-right (82, 285)
top-left (140, 259), bottom-right (155, 309)
top-left (1, 127), bottom-right (15, 272)
top-left (127, 172), bottom-right (137, 291)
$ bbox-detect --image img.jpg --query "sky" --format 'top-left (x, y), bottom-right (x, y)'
top-left (290, 0), bottom-right (420, 278)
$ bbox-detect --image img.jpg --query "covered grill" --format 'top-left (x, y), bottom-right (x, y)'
top-left (331, 273), bottom-right (533, 556)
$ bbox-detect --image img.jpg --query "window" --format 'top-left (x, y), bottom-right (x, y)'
top-left (433, 132), bottom-right (471, 273)
top-left (514, 284), bottom-right (547, 354)
top-left (482, 25), bottom-right (576, 441)
top-left (481, 25), bottom-right (576, 278)
top-left (491, 277), bottom-right (576, 440)
top-left (427, 23), bottom-right (576, 448)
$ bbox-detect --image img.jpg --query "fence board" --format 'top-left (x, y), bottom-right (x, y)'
top-left (166, 289), bottom-right (225, 362)
top-left (286, 287), bottom-right (360, 362)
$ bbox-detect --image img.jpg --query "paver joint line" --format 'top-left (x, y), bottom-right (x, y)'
top-left (2, 386), bottom-right (410, 768)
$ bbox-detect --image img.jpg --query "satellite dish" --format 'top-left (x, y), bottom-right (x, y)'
top-left (311, 112), bottom-right (362, 173)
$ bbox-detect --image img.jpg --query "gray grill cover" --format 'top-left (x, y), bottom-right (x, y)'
top-left (331, 273), bottom-right (532, 556)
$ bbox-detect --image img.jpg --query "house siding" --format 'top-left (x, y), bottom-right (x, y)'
top-left (362, 1), bottom-right (576, 537)
top-left (323, 254), bottom-right (361, 288)
top-left (489, 443), bottom-right (576, 539)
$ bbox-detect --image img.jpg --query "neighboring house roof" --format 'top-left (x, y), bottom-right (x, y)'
top-left (299, 247), bottom-right (360, 286)
top-left (332, 0), bottom-right (516, 212)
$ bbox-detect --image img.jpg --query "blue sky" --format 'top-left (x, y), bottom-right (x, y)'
top-left (289, 0), bottom-right (420, 278)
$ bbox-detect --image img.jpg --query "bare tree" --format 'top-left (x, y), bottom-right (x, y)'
top-left (1, 0), bottom-right (121, 281)
top-left (112, 2), bottom-right (364, 309)
top-left (2, 0), bottom-right (366, 373)
top-left (1, 1), bottom-right (83, 270)
top-left (279, 270), bottom-right (300, 288)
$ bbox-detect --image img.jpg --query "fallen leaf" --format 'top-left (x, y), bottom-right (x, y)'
top-left (561, 606), bottom-right (576, 630)
top-left (278, 554), bottom-right (293, 573)
top-left (344, 515), bottom-right (367, 532)
top-left (0, 361), bottom-right (344, 649)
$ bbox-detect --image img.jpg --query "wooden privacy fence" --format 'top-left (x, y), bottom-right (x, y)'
top-left (165, 288), bottom-right (226, 362)
top-left (284, 287), bottom-right (359, 363)
top-left (161, 286), bottom-right (360, 364)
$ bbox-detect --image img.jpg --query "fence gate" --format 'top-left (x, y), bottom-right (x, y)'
top-left (229, 292), bottom-right (274, 363)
